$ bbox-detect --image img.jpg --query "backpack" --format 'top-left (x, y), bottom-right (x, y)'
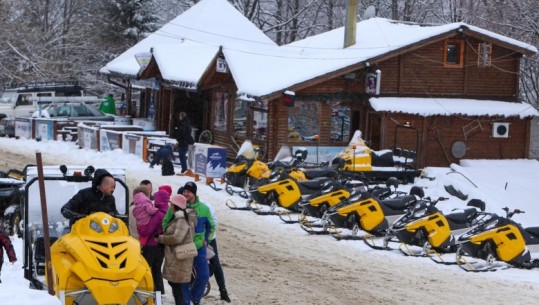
top-left (161, 160), bottom-right (175, 176)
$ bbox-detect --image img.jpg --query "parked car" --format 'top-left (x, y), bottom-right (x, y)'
top-left (33, 102), bottom-right (114, 121)
top-left (0, 103), bottom-right (114, 138)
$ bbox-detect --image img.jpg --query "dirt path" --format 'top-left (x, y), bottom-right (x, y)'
top-left (1, 144), bottom-right (539, 305)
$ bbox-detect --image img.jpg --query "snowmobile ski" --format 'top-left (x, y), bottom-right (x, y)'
top-left (362, 234), bottom-right (394, 251)
top-left (225, 199), bottom-right (254, 211)
top-left (398, 242), bottom-right (439, 258)
top-left (331, 225), bottom-right (365, 240)
top-left (208, 180), bottom-right (222, 192)
top-left (278, 211), bottom-right (304, 224)
top-left (456, 254), bottom-right (503, 272)
top-left (428, 252), bottom-right (460, 265)
top-left (300, 221), bottom-right (334, 235)
top-left (225, 184), bottom-right (249, 199)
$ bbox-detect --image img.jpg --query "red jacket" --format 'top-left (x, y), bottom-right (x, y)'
top-left (0, 227), bottom-right (17, 264)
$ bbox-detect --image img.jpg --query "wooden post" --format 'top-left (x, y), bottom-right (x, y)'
top-left (36, 152), bottom-right (55, 296)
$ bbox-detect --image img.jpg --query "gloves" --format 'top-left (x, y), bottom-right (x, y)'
top-left (61, 207), bottom-right (84, 220)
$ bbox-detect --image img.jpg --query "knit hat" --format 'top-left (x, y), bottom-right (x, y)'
top-left (177, 186), bottom-right (184, 194)
top-left (183, 181), bottom-right (197, 195)
top-left (158, 185), bottom-right (173, 196)
top-left (169, 194), bottom-right (187, 210)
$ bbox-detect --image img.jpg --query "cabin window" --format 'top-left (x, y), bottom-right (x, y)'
top-left (444, 40), bottom-right (464, 68)
top-left (234, 99), bottom-right (248, 137)
top-left (288, 101), bottom-right (320, 142)
top-left (330, 102), bottom-right (351, 142)
top-left (252, 101), bottom-right (268, 141)
top-left (212, 91), bottom-right (228, 131)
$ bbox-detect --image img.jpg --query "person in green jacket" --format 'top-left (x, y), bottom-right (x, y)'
top-left (161, 182), bottom-right (215, 305)
top-left (99, 94), bottom-right (116, 115)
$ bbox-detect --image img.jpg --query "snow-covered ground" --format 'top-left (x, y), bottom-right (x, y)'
top-left (1, 136), bottom-right (539, 304)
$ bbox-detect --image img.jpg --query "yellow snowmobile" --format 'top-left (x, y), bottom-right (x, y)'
top-left (370, 197), bottom-right (488, 263)
top-left (457, 207), bottom-right (539, 272)
top-left (49, 212), bottom-right (156, 305)
top-left (325, 186), bottom-right (425, 240)
top-left (299, 177), bottom-right (405, 235)
top-left (23, 165), bottom-right (160, 305)
top-left (226, 145), bottom-right (308, 212)
top-left (225, 140), bottom-right (270, 198)
top-left (333, 128), bottom-right (421, 184)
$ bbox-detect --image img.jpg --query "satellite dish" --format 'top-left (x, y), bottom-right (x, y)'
top-left (362, 5), bottom-right (376, 20)
top-left (451, 141), bottom-right (467, 159)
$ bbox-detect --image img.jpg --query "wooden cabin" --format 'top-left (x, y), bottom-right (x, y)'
top-left (102, 1), bottom-right (537, 169)
top-left (144, 24), bottom-right (535, 168)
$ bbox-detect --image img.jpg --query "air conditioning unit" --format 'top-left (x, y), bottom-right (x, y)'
top-left (492, 122), bottom-right (510, 138)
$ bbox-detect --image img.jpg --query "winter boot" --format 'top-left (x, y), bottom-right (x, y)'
top-left (220, 288), bottom-right (231, 303)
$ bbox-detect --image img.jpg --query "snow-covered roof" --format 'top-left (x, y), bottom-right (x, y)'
top-left (100, 0), bottom-right (275, 78)
top-left (369, 97), bottom-right (539, 118)
top-left (228, 18), bottom-right (537, 98)
top-left (152, 43), bottom-right (220, 87)
top-left (101, 1), bottom-right (537, 100)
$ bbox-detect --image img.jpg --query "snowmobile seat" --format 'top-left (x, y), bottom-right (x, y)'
top-left (298, 177), bottom-right (332, 191)
top-left (445, 208), bottom-right (478, 224)
top-left (303, 168), bottom-right (338, 180)
top-left (371, 150), bottom-right (394, 167)
top-left (393, 148), bottom-right (416, 160)
top-left (381, 195), bottom-right (416, 212)
top-left (369, 187), bottom-right (391, 200)
top-left (525, 227), bottom-right (539, 238)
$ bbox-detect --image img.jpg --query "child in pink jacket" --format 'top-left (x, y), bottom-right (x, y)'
top-left (133, 192), bottom-right (158, 243)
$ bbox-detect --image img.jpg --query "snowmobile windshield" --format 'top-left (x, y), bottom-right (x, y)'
top-left (24, 166), bottom-right (128, 238)
top-left (237, 140), bottom-right (256, 159)
top-left (273, 145), bottom-right (292, 162)
top-left (348, 130), bottom-right (366, 147)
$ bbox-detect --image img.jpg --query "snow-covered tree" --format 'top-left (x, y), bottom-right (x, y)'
top-left (100, 0), bottom-right (159, 43)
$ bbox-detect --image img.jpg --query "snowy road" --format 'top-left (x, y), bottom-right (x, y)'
top-left (1, 140), bottom-right (539, 305)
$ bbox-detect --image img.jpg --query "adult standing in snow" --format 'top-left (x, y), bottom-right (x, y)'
top-left (158, 194), bottom-right (197, 305)
top-left (164, 182), bottom-right (214, 305)
top-left (140, 179), bottom-right (154, 200)
top-left (207, 204), bottom-right (231, 302)
top-left (99, 94), bottom-right (116, 115)
top-left (177, 186), bottom-right (231, 302)
top-left (61, 169), bottom-right (118, 227)
top-left (0, 226), bottom-right (17, 284)
top-left (138, 188), bottom-right (170, 299)
top-left (173, 112), bottom-right (194, 174)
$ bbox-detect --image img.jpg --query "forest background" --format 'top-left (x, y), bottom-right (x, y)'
top-left (0, 0), bottom-right (537, 106)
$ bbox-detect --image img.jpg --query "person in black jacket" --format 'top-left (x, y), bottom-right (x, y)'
top-left (173, 112), bottom-right (194, 174)
top-left (61, 168), bottom-right (118, 226)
